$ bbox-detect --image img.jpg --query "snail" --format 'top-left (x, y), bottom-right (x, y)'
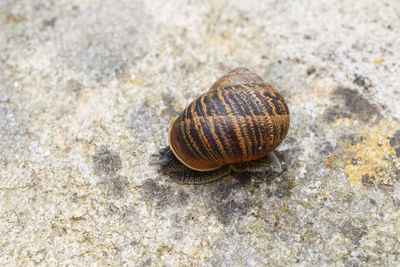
top-left (150, 67), bottom-right (290, 184)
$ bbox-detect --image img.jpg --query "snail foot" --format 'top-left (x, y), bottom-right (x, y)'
top-left (149, 146), bottom-right (231, 184)
top-left (231, 151), bottom-right (282, 174)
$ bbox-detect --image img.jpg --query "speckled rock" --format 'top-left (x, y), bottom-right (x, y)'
top-left (1, 0), bottom-right (399, 265)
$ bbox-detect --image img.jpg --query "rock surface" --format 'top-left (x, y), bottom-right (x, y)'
top-left (1, 0), bottom-right (399, 265)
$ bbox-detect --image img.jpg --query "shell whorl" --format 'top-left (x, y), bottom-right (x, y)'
top-left (209, 67), bottom-right (264, 91)
top-left (168, 67), bottom-right (290, 171)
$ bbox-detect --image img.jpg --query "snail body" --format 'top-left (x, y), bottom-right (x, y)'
top-left (151, 67), bottom-right (290, 184)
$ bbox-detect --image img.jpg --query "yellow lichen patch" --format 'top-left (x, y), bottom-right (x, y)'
top-left (344, 120), bottom-right (400, 187)
top-left (131, 73), bottom-right (144, 85)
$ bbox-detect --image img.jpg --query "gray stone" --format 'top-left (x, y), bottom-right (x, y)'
top-left (1, 0), bottom-right (399, 265)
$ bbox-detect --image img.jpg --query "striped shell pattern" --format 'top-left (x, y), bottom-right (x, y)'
top-left (168, 67), bottom-right (290, 171)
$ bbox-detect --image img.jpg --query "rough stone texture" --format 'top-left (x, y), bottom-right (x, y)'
top-left (1, 0), bottom-right (399, 265)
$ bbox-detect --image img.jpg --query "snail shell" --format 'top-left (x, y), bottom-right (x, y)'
top-left (168, 67), bottom-right (290, 171)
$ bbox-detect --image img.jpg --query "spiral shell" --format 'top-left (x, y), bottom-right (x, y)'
top-left (168, 67), bottom-right (290, 171)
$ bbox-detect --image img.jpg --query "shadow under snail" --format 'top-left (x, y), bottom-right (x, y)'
top-left (150, 67), bottom-right (290, 184)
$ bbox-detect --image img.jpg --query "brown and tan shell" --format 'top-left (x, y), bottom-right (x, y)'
top-left (168, 67), bottom-right (290, 171)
